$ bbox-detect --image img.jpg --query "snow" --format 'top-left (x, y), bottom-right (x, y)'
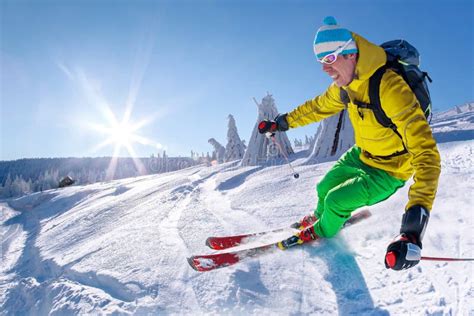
top-left (431, 103), bottom-right (474, 143)
top-left (1, 140), bottom-right (473, 315)
top-left (208, 138), bottom-right (226, 163)
top-left (225, 114), bottom-right (246, 162)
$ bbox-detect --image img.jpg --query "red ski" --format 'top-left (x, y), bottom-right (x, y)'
top-left (188, 209), bottom-right (371, 272)
top-left (187, 244), bottom-right (277, 272)
top-left (206, 209), bottom-right (371, 250)
top-left (206, 226), bottom-right (293, 250)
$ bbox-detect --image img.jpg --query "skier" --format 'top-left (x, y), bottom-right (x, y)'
top-left (258, 17), bottom-right (441, 271)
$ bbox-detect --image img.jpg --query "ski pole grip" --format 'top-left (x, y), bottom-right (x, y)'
top-left (258, 120), bottom-right (277, 134)
top-left (385, 251), bottom-right (397, 268)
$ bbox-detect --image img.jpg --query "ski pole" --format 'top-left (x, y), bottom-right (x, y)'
top-left (267, 133), bottom-right (299, 179)
top-left (421, 256), bottom-right (474, 262)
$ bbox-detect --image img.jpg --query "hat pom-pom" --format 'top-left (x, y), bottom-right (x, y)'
top-left (323, 16), bottom-right (338, 26)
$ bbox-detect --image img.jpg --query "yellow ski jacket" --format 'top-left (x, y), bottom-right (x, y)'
top-left (286, 33), bottom-right (441, 211)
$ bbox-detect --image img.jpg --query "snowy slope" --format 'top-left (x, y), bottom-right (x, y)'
top-left (431, 103), bottom-right (474, 143)
top-left (1, 141), bottom-right (473, 315)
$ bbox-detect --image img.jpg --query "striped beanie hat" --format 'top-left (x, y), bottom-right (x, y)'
top-left (313, 16), bottom-right (358, 60)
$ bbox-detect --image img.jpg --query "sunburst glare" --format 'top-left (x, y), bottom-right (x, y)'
top-left (87, 108), bottom-right (163, 180)
top-left (77, 72), bottom-right (163, 180)
top-left (69, 27), bottom-right (161, 180)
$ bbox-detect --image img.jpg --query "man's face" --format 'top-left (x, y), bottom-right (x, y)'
top-left (322, 53), bottom-right (357, 87)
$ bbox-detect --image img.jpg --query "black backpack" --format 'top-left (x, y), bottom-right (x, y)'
top-left (349, 40), bottom-right (433, 158)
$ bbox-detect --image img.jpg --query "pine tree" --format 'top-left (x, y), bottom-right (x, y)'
top-left (304, 110), bottom-right (354, 164)
top-left (2, 174), bottom-right (12, 197)
top-left (208, 138), bottom-right (225, 163)
top-left (163, 151), bottom-right (168, 172)
top-left (11, 175), bottom-right (31, 197)
top-left (224, 114), bottom-right (245, 162)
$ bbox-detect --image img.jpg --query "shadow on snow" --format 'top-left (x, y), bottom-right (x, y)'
top-left (309, 238), bottom-right (389, 315)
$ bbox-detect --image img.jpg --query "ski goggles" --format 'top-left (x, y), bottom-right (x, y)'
top-left (317, 39), bottom-right (353, 65)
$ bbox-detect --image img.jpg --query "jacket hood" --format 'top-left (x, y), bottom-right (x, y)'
top-left (347, 33), bottom-right (386, 89)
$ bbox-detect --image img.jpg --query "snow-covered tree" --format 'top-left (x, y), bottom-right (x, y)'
top-left (37, 169), bottom-right (59, 191)
top-left (208, 138), bottom-right (225, 163)
top-left (0, 155), bottom-right (198, 198)
top-left (224, 114), bottom-right (245, 162)
top-left (241, 93), bottom-right (293, 166)
top-left (2, 174), bottom-right (12, 198)
top-left (304, 110), bottom-right (354, 164)
top-left (10, 176), bottom-right (22, 197)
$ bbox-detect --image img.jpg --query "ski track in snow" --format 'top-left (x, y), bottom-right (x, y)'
top-left (1, 141), bottom-right (473, 315)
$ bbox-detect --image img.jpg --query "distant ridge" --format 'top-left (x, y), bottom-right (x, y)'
top-left (431, 102), bottom-right (474, 143)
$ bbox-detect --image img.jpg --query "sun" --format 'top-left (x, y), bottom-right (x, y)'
top-left (87, 111), bottom-right (163, 180)
top-left (71, 54), bottom-right (163, 180)
top-left (89, 108), bottom-right (162, 157)
top-left (108, 121), bottom-right (135, 147)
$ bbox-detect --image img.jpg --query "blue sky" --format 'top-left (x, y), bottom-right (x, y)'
top-left (1, 0), bottom-right (473, 160)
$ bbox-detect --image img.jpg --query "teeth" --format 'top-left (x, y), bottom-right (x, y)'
top-left (331, 75), bottom-right (338, 79)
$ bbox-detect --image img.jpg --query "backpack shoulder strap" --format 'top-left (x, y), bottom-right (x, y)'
top-left (339, 88), bottom-right (350, 107)
top-left (368, 65), bottom-right (397, 131)
top-left (368, 64), bottom-right (409, 156)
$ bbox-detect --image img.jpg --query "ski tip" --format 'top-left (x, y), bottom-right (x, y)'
top-left (187, 256), bottom-right (199, 271)
top-left (205, 237), bottom-right (213, 249)
top-left (359, 209), bottom-right (372, 217)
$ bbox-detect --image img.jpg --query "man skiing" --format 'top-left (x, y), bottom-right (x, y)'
top-left (258, 16), bottom-right (441, 271)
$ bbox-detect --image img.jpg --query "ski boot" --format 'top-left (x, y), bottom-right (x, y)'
top-left (291, 213), bottom-right (318, 230)
top-left (278, 225), bottom-right (319, 250)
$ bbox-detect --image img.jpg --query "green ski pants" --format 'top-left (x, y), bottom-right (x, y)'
top-left (313, 146), bottom-right (405, 238)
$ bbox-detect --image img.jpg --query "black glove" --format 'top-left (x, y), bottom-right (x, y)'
top-left (385, 205), bottom-right (429, 270)
top-left (258, 114), bottom-right (289, 134)
top-left (385, 233), bottom-right (422, 270)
